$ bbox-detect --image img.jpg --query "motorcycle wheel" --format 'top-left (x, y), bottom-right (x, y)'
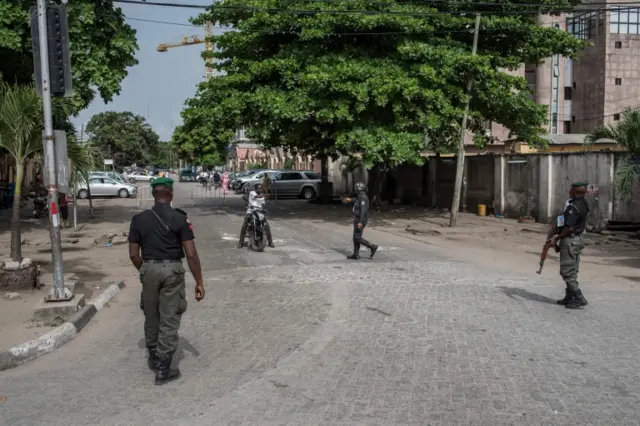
top-left (249, 231), bottom-right (267, 252)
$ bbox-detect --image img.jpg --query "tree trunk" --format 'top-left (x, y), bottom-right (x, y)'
top-left (10, 161), bottom-right (24, 262)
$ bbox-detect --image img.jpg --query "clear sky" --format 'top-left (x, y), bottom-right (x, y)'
top-left (72, 0), bottom-right (222, 141)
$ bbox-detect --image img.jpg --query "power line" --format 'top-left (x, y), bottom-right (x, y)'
top-left (112, 0), bottom-right (640, 16)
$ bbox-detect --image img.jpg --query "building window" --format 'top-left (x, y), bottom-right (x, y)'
top-left (615, 78), bottom-right (622, 85)
top-left (615, 41), bottom-right (623, 48)
top-left (572, 115), bottom-right (576, 123)
top-left (563, 121), bottom-right (571, 133)
top-left (610, 7), bottom-right (640, 35)
top-left (567, 12), bottom-right (596, 39)
top-left (614, 113), bottom-right (621, 121)
top-left (564, 87), bottom-right (573, 100)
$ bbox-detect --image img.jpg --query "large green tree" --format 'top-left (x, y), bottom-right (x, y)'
top-left (182, 0), bottom-right (585, 168)
top-left (0, 0), bottom-right (138, 112)
top-left (85, 111), bottom-right (160, 167)
top-left (172, 102), bottom-right (231, 166)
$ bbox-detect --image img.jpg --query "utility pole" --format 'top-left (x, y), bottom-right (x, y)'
top-left (73, 124), bottom-right (84, 231)
top-left (449, 13), bottom-right (481, 227)
top-left (36, 0), bottom-right (67, 300)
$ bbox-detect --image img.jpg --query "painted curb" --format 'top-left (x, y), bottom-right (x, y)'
top-left (0, 280), bottom-right (126, 372)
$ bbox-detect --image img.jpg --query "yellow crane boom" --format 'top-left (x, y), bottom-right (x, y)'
top-left (156, 35), bottom-right (204, 52)
top-left (156, 23), bottom-right (215, 79)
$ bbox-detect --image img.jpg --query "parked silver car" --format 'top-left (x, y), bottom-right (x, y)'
top-left (239, 170), bottom-right (281, 193)
top-left (90, 171), bottom-right (127, 184)
top-left (77, 177), bottom-right (138, 199)
top-left (232, 169), bottom-right (267, 191)
top-left (270, 170), bottom-right (321, 200)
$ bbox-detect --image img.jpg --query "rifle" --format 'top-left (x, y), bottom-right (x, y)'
top-left (537, 226), bottom-right (560, 274)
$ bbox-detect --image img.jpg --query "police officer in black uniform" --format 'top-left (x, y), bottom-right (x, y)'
top-left (128, 177), bottom-right (205, 385)
top-left (344, 181), bottom-right (378, 260)
top-left (548, 182), bottom-right (590, 309)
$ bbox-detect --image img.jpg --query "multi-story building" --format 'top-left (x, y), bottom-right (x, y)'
top-left (533, 5), bottom-right (640, 135)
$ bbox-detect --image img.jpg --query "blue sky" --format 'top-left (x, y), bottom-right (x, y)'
top-left (72, 1), bottom-right (222, 141)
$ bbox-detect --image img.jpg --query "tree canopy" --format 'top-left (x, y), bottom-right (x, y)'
top-left (177, 0), bottom-right (585, 168)
top-left (85, 111), bottom-right (160, 167)
top-left (171, 103), bottom-right (231, 167)
top-left (0, 0), bottom-right (138, 113)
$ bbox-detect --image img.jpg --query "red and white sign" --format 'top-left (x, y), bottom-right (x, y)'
top-left (50, 201), bottom-right (60, 227)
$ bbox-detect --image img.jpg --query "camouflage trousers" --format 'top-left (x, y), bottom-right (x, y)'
top-left (559, 234), bottom-right (585, 292)
top-left (139, 261), bottom-right (187, 357)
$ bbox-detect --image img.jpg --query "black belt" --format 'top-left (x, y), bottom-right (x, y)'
top-left (143, 259), bottom-right (181, 264)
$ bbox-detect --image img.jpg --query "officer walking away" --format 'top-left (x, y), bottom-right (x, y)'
top-left (128, 177), bottom-right (205, 385)
top-left (343, 181), bottom-right (378, 260)
top-left (548, 182), bottom-right (590, 309)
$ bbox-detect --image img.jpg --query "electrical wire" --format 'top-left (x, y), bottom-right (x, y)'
top-left (112, 0), bottom-right (640, 16)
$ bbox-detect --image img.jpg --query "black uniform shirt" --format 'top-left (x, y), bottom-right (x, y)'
top-left (563, 197), bottom-right (589, 234)
top-left (128, 202), bottom-right (195, 260)
top-left (352, 193), bottom-right (370, 223)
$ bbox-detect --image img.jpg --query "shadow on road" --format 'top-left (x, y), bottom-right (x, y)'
top-left (137, 337), bottom-right (201, 368)
top-left (497, 286), bottom-right (558, 305)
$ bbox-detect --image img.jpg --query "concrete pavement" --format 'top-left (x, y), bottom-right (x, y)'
top-left (1, 186), bottom-right (640, 425)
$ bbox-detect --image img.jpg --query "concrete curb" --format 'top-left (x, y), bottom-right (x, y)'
top-left (0, 280), bottom-right (126, 372)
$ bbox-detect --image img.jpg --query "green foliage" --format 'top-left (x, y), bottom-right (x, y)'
top-left (85, 111), bottom-right (160, 167)
top-left (585, 109), bottom-right (640, 200)
top-left (171, 102), bottom-right (230, 166)
top-left (0, 0), bottom-right (138, 112)
top-left (182, 0), bottom-right (586, 168)
top-left (151, 141), bottom-right (176, 168)
top-left (283, 158), bottom-right (294, 170)
top-left (0, 82), bottom-right (95, 260)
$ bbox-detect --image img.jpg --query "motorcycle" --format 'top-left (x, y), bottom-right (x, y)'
top-left (28, 191), bottom-right (48, 218)
top-left (247, 207), bottom-right (268, 252)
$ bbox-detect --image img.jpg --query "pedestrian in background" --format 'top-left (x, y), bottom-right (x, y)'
top-left (128, 177), bottom-right (206, 385)
top-left (59, 192), bottom-right (68, 228)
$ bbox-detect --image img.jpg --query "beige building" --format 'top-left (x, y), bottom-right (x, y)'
top-left (532, 5), bottom-right (640, 135)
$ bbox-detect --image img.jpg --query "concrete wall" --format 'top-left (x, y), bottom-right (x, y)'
top-left (612, 153), bottom-right (640, 222)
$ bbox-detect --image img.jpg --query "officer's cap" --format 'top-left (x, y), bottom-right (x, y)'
top-left (151, 177), bottom-right (174, 189)
top-left (571, 181), bottom-right (588, 187)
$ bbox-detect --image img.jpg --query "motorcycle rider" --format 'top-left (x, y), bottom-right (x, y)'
top-left (238, 183), bottom-right (275, 249)
top-left (343, 181), bottom-right (378, 260)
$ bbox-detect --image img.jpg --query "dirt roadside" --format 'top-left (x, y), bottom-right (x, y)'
top-left (0, 198), bottom-right (139, 351)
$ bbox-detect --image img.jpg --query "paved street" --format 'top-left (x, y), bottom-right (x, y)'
top-left (2, 184), bottom-right (640, 425)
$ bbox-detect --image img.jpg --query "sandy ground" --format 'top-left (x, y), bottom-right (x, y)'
top-left (0, 198), bottom-right (140, 351)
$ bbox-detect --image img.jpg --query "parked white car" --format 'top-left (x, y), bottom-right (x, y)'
top-left (77, 177), bottom-right (138, 199)
top-left (128, 172), bottom-right (155, 183)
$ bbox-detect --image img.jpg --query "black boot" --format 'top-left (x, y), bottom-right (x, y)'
top-left (565, 290), bottom-right (588, 309)
top-left (155, 355), bottom-right (181, 385)
top-left (147, 347), bottom-right (160, 372)
top-left (369, 245), bottom-right (378, 259)
top-left (556, 288), bottom-right (571, 305)
top-left (347, 253), bottom-right (359, 260)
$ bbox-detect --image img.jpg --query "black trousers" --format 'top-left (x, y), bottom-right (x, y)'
top-left (239, 213), bottom-right (273, 244)
top-left (353, 220), bottom-right (373, 254)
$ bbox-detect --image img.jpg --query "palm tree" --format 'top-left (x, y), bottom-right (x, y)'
top-left (585, 109), bottom-right (640, 201)
top-left (0, 82), bottom-right (77, 261)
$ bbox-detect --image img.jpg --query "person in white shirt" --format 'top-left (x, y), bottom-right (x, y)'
top-left (200, 170), bottom-right (209, 187)
top-left (238, 183), bottom-right (274, 248)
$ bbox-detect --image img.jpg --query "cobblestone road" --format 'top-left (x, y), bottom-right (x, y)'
top-left (2, 188), bottom-right (640, 425)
